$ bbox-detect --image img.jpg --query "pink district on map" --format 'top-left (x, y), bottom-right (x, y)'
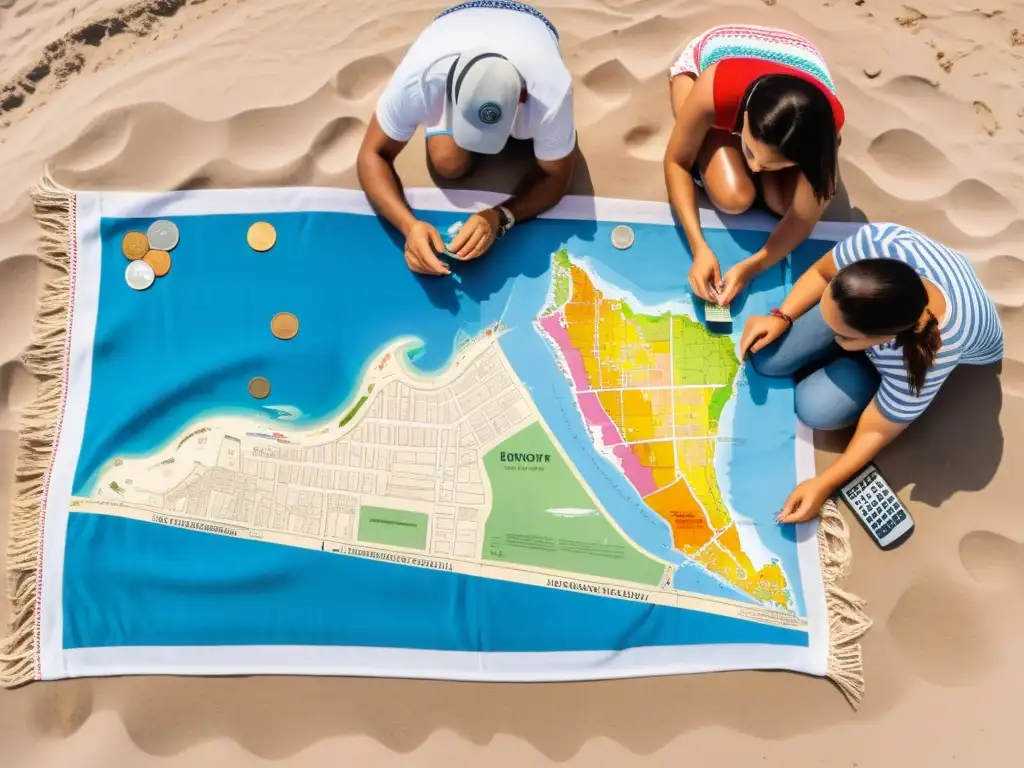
top-left (537, 313), bottom-right (658, 497)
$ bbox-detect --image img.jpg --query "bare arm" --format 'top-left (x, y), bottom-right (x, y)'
top-left (501, 154), bottom-right (575, 223)
top-left (778, 399), bottom-right (907, 522)
top-left (356, 116), bottom-right (417, 237)
top-left (819, 402), bottom-right (908, 493)
top-left (663, 71), bottom-right (717, 254)
top-left (778, 249), bottom-right (839, 318)
top-left (747, 173), bottom-right (827, 272)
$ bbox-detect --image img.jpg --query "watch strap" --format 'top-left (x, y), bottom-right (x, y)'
top-left (495, 205), bottom-right (514, 238)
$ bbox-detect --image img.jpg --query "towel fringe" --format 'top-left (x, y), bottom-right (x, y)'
top-left (1, 172), bottom-right (74, 687)
top-left (818, 498), bottom-right (873, 708)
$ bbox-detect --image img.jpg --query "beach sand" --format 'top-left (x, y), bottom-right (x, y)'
top-left (1, 0), bottom-right (1021, 765)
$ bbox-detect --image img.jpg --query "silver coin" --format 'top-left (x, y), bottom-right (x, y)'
top-left (611, 224), bottom-right (635, 250)
top-left (125, 259), bottom-right (156, 291)
top-left (147, 219), bottom-right (179, 251)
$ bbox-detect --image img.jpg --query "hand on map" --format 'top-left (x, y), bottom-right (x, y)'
top-left (777, 478), bottom-right (832, 524)
top-left (716, 261), bottom-right (754, 306)
top-left (447, 209), bottom-right (499, 261)
top-left (404, 220), bottom-right (451, 276)
top-left (688, 244), bottom-right (722, 302)
top-left (738, 314), bottom-right (790, 360)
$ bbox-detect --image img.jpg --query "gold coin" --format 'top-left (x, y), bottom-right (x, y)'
top-left (247, 221), bottom-right (277, 252)
top-left (248, 377), bottom-right (271, 399)
top-left (143, 249), bottom-right (172, 277)
top-left (271, 312), bottom-right (299, 340)
top-left (122, 231), bottom-right (149, 260)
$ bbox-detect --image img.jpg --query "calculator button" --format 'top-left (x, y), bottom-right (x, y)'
top-left (891, 510), bottom-right (905, 524)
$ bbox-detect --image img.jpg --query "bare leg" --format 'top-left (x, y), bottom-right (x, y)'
top-left (669, 72), bottom-right (756, 216)
top-left (760, 166), bottom-right (802, 217)
top-left (426, 134), bottom-right (472, 180)
top-left (697, 131), bottom-right (756, 216)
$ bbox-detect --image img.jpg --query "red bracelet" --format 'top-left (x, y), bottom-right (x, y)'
top-left (770, 308), bottom-right (794, 327)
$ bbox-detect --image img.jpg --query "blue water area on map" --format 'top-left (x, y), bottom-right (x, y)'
top-left (63, 512), bottom-right (806, 650)
top-left (66, 205), bottom-right (841, 651)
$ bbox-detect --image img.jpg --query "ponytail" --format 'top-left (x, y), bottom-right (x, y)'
top-left (894, 310), bottom-right (942, 395)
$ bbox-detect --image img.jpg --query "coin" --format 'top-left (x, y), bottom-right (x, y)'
top-left (248, 377), bottom-right (271, 399)
top-left (125, 260), bottom-right (156, 291)
top-left (611, 225), bottom-right (635, 250)
top-left (247, 221), bottom-right (277, 252)
top-left (143, 249), bottom-right (172, 277)
top-left (122, 231), bottom-right (150, 260)
top-left (271, 312), bottom-right (299, 340)
top-left (147, 220), bottom-right (179, 251)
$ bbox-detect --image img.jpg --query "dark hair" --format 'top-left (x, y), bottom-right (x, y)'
top-left (830, 259), bottom-right (942, 395)
top-left (739, 75), bottom-right (839, 203)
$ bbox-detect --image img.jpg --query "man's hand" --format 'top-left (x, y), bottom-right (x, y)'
top-left (777, 478), bottom-right (833, 524)
top-left (689, 243), bottom-right (722, 302)
top-left (449, 209), bottom-right (499, 261)
top-left (738, 314), bottom-right (791, 360)
top-left (404, 220), bottom-right (450, 276)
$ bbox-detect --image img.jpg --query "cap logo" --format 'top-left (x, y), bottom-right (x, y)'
top-left (478, 102), bottom-right (503, 125)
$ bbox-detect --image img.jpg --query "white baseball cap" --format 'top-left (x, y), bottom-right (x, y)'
top-left (446, 50), bottom-right (523, 155)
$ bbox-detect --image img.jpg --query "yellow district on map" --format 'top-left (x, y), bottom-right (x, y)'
top-left (536, 249), bottom-right (790, 609)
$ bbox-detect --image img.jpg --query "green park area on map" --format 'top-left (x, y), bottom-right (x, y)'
top-left (358, 506), bottom-right (429, 550)
top-left (482, 423), bottom-right (665, 586)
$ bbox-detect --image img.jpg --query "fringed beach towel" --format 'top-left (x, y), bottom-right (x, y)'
top-left (3, 176), bottom-right (870, 706)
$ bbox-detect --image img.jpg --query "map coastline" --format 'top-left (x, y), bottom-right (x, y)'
top-left (533, 250), bottom-right (793, 610)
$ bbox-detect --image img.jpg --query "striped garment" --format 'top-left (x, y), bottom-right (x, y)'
top-left (435, 1), bottom-right (558, 39)
top-left (670, 24), bottom-right (836, 93)
top-left (832, 223), bottom-right (1004, 423)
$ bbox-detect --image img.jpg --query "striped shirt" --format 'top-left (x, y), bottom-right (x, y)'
top-left (833, 223), bottom-right (1003, 423)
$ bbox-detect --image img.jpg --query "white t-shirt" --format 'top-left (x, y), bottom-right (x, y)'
top-left (375, 8), bottom-right (576, 162)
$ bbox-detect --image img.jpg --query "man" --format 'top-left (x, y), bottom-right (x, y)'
top-left (357, 2), bottom-right (576, 275)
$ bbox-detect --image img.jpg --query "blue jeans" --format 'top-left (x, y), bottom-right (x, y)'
top-left (751, 305), bottom-right (881, 430)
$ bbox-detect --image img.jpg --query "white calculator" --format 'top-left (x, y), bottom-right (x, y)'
top-left (839, 464), bottom-right (915, 550)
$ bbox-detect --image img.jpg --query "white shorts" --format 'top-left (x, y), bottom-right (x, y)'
top-left (668, 35), bottom-right (702, 79)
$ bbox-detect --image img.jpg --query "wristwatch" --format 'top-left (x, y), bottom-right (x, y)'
top-left (494, 205), bottom-right (515, 238)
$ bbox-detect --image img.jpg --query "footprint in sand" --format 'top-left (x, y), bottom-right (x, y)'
top-left (888, 577), bottom-right (996, 685)
top-left (335, 55), bottom-right (396, 101)
top-left (54, 103), bottom-right (210, 189)
top-left (880, 73), bottom-right (941, 99)
top-left (895, 8), bottom-right (927, 31)
top-left (51, 108), bottom-right (133, 173)
top-left (946, 179), bottom-right (1015, 238)
top-left (227, 86), bottom-right (343, 171)
top-left (868, 128), bottom-right (951, 177)
top-left (973, 100), bottom-right (1000, 136)
top-left (310, 116), bottom-right (366, 174)
top-left (959, 531), bottom-right (1024, 588)
top-left (975, 254), bottom-right (1024, 309)
top-left (581, 59), bottom-right (636, 105)
top-left (624, 122), bottom-right (672, 162)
